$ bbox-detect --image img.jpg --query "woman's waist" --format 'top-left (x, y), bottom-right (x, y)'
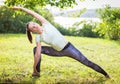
top-left (62, 42), bottom-right (71, 51)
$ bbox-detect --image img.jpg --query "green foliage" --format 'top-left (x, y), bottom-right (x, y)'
top-left (66, 20), bottom-right (99, 37)
top-left (5, 0), bottom-right (76, 9)
top-left (0, 6), bottom-right (14, 33)
top-left (96, 6), bottom-right (120, 40)
top-left (79, 21), bottom-right (99, 37)
top-left (0, 6), bottom-right (33, 33)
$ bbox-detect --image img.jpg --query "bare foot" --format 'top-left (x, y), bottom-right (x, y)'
top-left (32, 72), bottom-right (40, 77)
top-left (105, 74), bottom-right (110, 79)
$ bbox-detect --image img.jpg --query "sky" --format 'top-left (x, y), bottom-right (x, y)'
top-left (75, 0), bottom-right (120, 9)
top-left (1, 0), bottom-right (120, 8)
top-left (0, 0), bottom-right (4, 5)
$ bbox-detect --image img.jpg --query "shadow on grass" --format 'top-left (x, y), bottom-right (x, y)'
top-left (0, 74), bottom-right (40, 84)
top-left (0, 74), bottom-right (109, 84)
top-left (54, 76), bottom-right (108, 84)
top-left (22, 76), bottom-right (40, 84)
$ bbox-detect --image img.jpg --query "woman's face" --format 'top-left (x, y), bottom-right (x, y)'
top-left (28, 22), bottom-right (40, 33)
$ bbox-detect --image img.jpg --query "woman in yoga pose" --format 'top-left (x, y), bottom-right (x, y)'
top-left (12, 6), bottom-right (110, 78)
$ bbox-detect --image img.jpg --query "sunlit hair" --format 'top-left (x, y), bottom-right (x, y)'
top-left (26, 22), bottom-right (32, 43)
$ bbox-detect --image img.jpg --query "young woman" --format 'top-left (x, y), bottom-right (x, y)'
top-left (12, 7), bottom-right (110, 78)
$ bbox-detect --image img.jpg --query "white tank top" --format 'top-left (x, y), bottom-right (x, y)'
top-left (36, 22), bottom-right (68, 51)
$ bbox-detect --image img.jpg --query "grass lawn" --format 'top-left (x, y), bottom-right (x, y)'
top-left (0, 34), bottom-right (120, 84)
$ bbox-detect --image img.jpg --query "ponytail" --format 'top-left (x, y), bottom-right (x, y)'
top-left (26, 30), bottom-right (32, 43)
top-left (26, 23), bottom-right (32, 43)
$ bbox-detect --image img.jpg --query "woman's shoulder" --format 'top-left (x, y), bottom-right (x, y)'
top-left (42, 21), bottom-right (53, 27)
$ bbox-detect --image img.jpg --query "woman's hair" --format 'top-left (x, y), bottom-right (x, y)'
top-left (26, 23), bottom-right (32, 43)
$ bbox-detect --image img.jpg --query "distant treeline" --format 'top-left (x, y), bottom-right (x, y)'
top-left (0, 6), bottom-right (120, 40)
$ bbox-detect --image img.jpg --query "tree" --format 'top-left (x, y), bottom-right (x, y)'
top-left (0, 6), bottom-right (33, 33)
top-left (0, 6), bottom-right (15, 33)
top-left (5, 0), bottom-right (76, 9)
top-left (96, 6), bottom-right (120, 40)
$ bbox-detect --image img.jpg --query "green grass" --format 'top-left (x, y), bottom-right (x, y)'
top-left (0, 34), bottom-right (120, 84)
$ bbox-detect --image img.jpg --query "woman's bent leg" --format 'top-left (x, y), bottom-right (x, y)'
top-left (33, 47), bottom-right (41, 72)
top-left (33, 46), bottom-right (67, 72)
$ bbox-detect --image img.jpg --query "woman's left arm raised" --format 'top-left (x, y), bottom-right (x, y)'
top-left (12, 6), bottom-right (47, 24)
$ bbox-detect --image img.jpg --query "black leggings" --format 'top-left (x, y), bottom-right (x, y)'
top-left (33, 43), bottom-right (108, 77)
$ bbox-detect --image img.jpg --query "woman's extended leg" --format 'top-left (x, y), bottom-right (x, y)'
top-left (61, 43), bottom-right (110, 78)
